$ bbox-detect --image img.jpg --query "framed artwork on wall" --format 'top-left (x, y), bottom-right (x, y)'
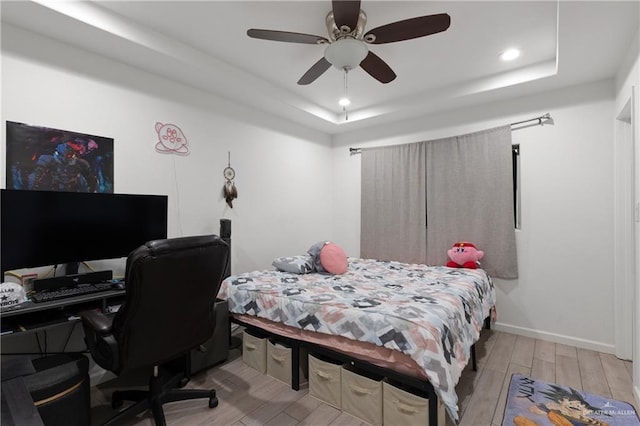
top-left (5, 121), bottom-right (114, 193)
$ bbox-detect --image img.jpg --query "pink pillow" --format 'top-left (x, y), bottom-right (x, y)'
top-left (319, 242), bottom-right (348, 274)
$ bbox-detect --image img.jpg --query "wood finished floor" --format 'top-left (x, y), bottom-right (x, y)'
top-left (90, 329), bottom-right (638, 426)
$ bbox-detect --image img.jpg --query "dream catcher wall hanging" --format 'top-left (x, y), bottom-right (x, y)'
top-left (223, 152), bottom-right (237, 208)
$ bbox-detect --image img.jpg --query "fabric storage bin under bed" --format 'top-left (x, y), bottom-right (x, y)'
top-left (341, 366), bottom-right (383, 426)
top-left (266, 339), bottom-right (308, 386)
top-left (242, 329), bottom-right (267, 374)
top-left (308, 354), bottom-right (342, 409)
top-left (383, 379), bottom-right (446, 426)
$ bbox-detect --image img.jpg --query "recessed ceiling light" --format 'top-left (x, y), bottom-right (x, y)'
top-left (501, 48), bottom-right (520, 61)
top-left (339, 97), bottom-right (351, 107)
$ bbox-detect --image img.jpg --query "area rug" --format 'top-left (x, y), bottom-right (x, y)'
top-left (502, 373), bottom-right (640, 426)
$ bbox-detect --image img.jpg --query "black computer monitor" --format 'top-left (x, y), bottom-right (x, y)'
top-left (1, 189), bottom-right (168, 275)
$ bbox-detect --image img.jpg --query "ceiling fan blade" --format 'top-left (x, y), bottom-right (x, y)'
top-left (298, 57), bottom-right (332, 85)
top-left (364, 13), bottom-right (451, 44)
top-left (332, 0), bottom-right (361, 31)
top-left (247, 29), bottom-right (328, 44)
top-left (360, 51), bottom-right (396, 84)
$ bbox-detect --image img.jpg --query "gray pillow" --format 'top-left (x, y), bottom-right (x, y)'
top-left (272, 255), bottom-right (315, 274)
top-left (307, 241), bottom-right (329, 273)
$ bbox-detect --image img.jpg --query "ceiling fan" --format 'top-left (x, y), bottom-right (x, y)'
top-left (247, 0), bottom-right (451, 85)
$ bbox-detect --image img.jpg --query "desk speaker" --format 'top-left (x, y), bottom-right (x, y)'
top-left (220, 219), bottom-right (231, 238)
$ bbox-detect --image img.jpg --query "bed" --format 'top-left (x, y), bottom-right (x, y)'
top-left (218, 257), bottom-right (495, 424)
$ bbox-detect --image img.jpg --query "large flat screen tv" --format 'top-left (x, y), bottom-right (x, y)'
top-left (1, 189), bottom-right (168, 274)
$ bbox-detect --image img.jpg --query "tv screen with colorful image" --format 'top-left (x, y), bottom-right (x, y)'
top-left (5, 121), bottom-right (114, 193)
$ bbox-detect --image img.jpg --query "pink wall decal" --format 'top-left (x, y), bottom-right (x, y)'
top-left (155, 122), bottom-right (189, 155)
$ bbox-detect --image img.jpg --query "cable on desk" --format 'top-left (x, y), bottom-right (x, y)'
top-left (35, 329), bottom-right (48, 357)
top-left (61, 320), bottom-right (78, 353)
top-left (35, 331), bottom-right (43, 355)
top-left (3, 270), bottom-right (22, 280)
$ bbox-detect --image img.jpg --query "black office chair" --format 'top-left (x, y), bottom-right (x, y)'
top-left (80, 235), bottom-right (230, 426)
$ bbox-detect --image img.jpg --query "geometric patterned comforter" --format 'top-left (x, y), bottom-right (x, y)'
top-left (218, 258), bottom-right (496, 422)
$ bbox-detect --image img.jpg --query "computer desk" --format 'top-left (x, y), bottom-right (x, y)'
top-left (1, 290), bottom-right (231, 378)
top-left (0, 289), bottom-right (125, 356)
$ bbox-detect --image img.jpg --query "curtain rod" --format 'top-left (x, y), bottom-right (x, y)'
top-left (349, 113), bottom-right (553, 154)
top-left (511, 112), bottom-right (553, 128)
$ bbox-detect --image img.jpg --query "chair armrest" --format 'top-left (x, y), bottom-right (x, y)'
top-left (79, 309), bottom-right (119, 372)
top-left (79, 309), bottom-right (113, 336)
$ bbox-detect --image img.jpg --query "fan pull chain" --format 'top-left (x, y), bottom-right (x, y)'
top-left (343, 68), bottom-right (349, 121)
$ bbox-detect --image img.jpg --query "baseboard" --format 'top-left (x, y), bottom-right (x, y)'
top-left (492, 322), bottom-right (615, 354)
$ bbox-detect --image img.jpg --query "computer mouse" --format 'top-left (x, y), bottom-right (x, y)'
top-left (109, 279), bottom-right (125, 290)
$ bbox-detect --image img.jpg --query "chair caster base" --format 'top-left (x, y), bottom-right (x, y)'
top-left (209, 397), bottom-right (218, 409)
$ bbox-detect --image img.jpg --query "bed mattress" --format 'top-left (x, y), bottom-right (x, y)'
top-left (218, 258), bottom-right (495, 421)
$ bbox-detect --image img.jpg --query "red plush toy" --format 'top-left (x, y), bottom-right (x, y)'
top-left (446, 242), bottom-right (484, 269)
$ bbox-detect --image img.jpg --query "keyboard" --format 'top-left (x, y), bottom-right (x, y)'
top-left (31, 283), bottom-right (116, 303)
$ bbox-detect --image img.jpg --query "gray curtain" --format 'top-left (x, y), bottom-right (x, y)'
top-left (361, 142), bottom-right (427, 264)
top-left (425, 125), bottom-right (517, 278)
top-left (360, 125), bottom-right (517, 279)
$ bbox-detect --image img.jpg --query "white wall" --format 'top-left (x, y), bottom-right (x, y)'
top-left (1, 24), bottom-right (334, 277)
top-left (332, 80), bottom-right (617, 353)
top-left (0, 19), bottom-right (630, 360)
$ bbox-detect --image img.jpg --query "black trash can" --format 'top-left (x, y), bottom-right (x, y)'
top-left (2, 353), bottom-right (91, 426)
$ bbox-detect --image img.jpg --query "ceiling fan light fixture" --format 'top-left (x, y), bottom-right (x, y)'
top-left (248, 2), bottom-right (451, 86)
top-left (324, 38), bottom-right (369, 70)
